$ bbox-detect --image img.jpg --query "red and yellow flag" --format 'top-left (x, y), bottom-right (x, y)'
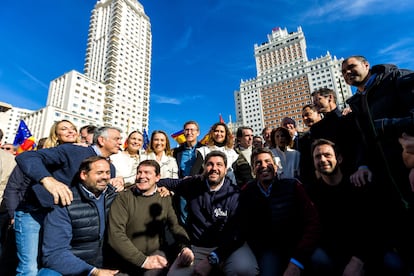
top-left (13, 120), bottom-right (36, 154)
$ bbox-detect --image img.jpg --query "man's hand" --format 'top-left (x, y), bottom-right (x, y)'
top-left (175, 247), bottom-right (194, 267)
top-left (158, 186), bottom-right (171, 197)
top-left (142, 255), bottom-right (168, 270)
top-left (41, 177), bottom-right (73, 206)
top-left (283, 262), bottom-right (301, 276)
top-left (350, 167), bottom-right (372, 187)
top-left (109, 176), bottom-right (125, 192)
top-left (90, 268), bottom-right (119, 276)
top-left (343, 256), bottom-right (364, 276)
top-left (193, 258), bottom-right (212, 276)
top-left (342, 106), bottom-right (352, 116)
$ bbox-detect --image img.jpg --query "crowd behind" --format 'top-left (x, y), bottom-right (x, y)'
top-left (0, 55), bottom-right (414, 275)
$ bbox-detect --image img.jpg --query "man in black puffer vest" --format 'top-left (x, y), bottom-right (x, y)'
top-left (39, 156), bottom-right (119, 275)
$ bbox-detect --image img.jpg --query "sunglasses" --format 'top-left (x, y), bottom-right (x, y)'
top-left (1, 147), bottom-right (12, 150)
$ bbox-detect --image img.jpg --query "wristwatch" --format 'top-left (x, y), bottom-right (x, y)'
top-left (208, 251), bottom-right (220, 266)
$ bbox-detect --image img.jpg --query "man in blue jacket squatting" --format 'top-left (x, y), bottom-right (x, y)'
top-left (38, 156), bottom-right (119, 275)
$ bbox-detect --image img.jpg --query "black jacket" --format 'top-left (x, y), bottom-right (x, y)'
top-left (346, 64), bottom-right (414, 207)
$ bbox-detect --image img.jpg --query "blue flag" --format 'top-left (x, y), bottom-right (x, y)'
top-left (13, 120), bottom-right (36, 154)
top-left (142, 129), bottom-right (150, 150)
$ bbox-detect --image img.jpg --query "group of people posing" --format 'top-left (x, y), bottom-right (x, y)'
top-left (1, 54), bottom-right (414, 276)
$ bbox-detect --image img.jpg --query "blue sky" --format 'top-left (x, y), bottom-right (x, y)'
top-left (1, 0), bottom-right (414, 143)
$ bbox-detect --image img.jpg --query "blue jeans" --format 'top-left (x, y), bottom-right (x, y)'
top-left (14, 210), bottom-right (45, 276)
top-left (257, 250), bottom-right (289, 276)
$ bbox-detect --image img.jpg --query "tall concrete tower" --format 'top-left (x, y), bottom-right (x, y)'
top-left (84, 0), bottom-right (152, 133)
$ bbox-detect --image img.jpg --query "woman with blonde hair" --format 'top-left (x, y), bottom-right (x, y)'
top-left (141, 130), bottom-right (178, 179)
top-left (5, 119), bottom-right (79, 275)
top-left (43, 119), bottom-right (79, 148)
top-left (111, 130), bottom-right (144, 186)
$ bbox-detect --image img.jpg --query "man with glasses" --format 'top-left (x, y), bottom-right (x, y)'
top-left (173, 120), bottom-right (203, 225)
top-left (1, 143), bottom-right (17, 156)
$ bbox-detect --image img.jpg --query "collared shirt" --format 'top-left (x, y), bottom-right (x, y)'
top-left (180, 144), bottom-right (197, 176)
top-left (257, 181), bottom-right (272, 197)
top-left (133, 185), bottom-right (158, 197)
top-left (91, 145), bottom-right (102, 157)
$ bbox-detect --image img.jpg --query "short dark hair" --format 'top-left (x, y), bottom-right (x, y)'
top-left (80, 125), bottom-right (97, 134)
top-left (251, 147), bottom-right (275, 166)
top-left (271, 127), bottom-right (292, 148)
top-left (78, 156), bottom-right (109, 174)
top-left (204, 150), bottom-right (227, 167)
top-left (281, 117), bottom-right (296, 128)
top-left (138, 159), bottom-right (161, 176)
top-left (311, 87), bottom-right (337, 102)
top-left (342, 55), bottom-right (368, 65)
top-left (302, 104), bottom-right (318, 112)
top-left (183, 120), bottom-right (199, 130)
top-left (236, 126), bottom-right (253, 138)
top-left (311, 138), bottom-right (341, 158)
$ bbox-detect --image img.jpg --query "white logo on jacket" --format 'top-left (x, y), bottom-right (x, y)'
top-left (213, 208), bottom-right (228, 217)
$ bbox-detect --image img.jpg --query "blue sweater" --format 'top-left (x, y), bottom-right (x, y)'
top-left (15, 144), bottom-right (115, 207)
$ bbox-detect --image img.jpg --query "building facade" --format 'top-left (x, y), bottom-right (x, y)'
top-left (84, 0), bottom-right (152, 133)
top-left (4, 0), bottom-right (152, 143)
top-left (234, 26), bottom-right (352, 134)
top-left (0, 105), bottom-right (34, 144)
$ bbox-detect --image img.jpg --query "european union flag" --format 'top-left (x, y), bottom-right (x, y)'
top-left (142, 129), bottom-right (150, 150)
top-left (13, 120), bottom-right (36, 154)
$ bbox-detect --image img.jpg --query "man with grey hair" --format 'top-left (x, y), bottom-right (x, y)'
top-left (15, 126), bottom-right (124, 207)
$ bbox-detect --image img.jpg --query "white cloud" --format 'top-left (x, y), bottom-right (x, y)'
top-left (16, 65), bottom-right (49, 89)
top-left (152, 94), bottom-right (181, 105)
top-left (172, 27), bottom-right (193, 53)
top-left (301, 0), bottom-right (413, 22)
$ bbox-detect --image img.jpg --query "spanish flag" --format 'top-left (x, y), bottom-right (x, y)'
top-left (13, 120), bottom-right (36, 155)
top-left (171, 130), bottom-right (186, 144)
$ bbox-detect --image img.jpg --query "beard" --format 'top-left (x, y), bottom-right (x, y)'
top-left (318, 163), bottom-right (339, 176)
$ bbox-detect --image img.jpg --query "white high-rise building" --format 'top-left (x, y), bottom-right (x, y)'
top-left (4, 0), bottom-right (152, 143)
top-left (234, 27), bottom-right (352, 134)
top-left (22, 70), bottom-right (106, 140)
top-left (84, 0), bottom-right (152, 133)
top-left (0, 105), bottom-right (34, 143)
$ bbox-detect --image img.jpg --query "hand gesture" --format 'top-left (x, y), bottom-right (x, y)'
top-left (176, 247), bottom-right (194, 267)
top-left (142, 255), bottom-right (168, 270)
top-left (109, 176), bottom-right (125, 192)
top-left (41, 177), bottom-right (73, 206)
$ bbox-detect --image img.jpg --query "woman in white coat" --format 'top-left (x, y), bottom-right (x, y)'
top-left (141, 130), bottom-right (178, 179)
top-left (270, 126), bottom-right (300, 179)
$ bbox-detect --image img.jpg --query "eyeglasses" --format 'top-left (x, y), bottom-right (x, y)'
top-left (1, 147), bottom-right (12, 150)
top-left (184, 128), bottom-right (198, 132)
